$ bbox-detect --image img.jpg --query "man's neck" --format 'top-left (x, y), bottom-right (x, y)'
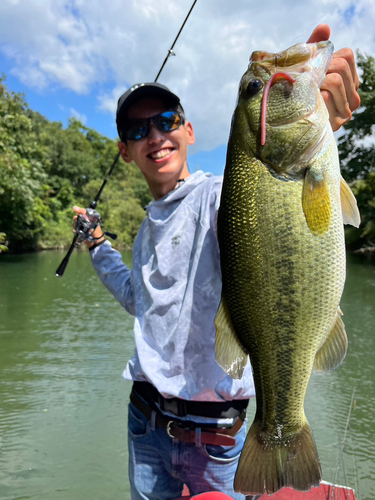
top-left (150, 167), bottom-right (191, 200)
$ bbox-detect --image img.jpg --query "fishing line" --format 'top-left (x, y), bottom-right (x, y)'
top-left (91, 0), bottom-right (198, 207)
top-left (329, 387), bottom-right (356, 500)
top-left (55, 0), bottom-right (199, 277)
top-left (155, 0), bottom-right (198, 82)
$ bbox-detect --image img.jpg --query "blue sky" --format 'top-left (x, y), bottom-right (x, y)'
top-left (1, 0), bottom-right (373, 177)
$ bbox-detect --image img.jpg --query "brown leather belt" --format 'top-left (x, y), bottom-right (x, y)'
top-left (130, 388), bottom-right (245, 447)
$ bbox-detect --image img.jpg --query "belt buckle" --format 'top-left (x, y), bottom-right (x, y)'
top-left (166, 420), bottom-right (176, 439)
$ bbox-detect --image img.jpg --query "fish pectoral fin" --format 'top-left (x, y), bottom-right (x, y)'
top-left (214, 297), bottom-right (248, 380)
top-left (313, 308), bottom-right (348, 373)
top-left (340, 176), bottom-right (361, 228)
top-left (302, 168), bottom-right (331, 235)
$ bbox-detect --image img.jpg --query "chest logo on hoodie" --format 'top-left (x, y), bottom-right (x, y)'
top-left (171, 235), bottom-right (181, 249)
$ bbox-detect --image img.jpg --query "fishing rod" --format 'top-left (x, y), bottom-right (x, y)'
top-left (155, 0), bottom-right (198, 82)
top-left (55, 0), bottom-right (198, 277)
top-left (55, 153), bottom-right (120, 277)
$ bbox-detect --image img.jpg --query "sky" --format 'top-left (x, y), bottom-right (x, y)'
top-left (1, 0), bottom-right (374, 176)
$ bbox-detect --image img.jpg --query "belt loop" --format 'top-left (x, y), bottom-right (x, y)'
top-left (195, 427), bottom-right (202, 448)
top-left (150, 410), bottom-right (156, 431)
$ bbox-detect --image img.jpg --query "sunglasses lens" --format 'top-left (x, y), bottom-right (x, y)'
top-left (123, 111), bottom-right (183, 141)
top-left (155, 111), bottom-right (182, 132)
top-left (125, 121), bottom-right (148, 141)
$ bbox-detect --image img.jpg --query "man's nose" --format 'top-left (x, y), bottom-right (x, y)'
top-left (147, 122), bottom-right (165, 142)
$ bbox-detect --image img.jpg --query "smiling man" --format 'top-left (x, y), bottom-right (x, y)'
top-left (73, 24), bottom-right (360, 500)
top-left (117, 84), bottom-right (195, 200)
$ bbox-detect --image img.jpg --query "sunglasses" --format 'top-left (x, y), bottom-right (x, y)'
top-left (122, 110), bottom-right (185, 141)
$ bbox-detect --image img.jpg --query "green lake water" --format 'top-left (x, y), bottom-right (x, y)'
top-left (0, 250), bottom-right (374, 499)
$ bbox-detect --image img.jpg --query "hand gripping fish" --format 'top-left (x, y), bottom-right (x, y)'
top-left (215, 41), bottom-right (360, 495)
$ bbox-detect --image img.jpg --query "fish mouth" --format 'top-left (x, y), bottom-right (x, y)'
top-left (251, 41), bottom-right (333, 87)
top-left (251, 41), bottom-right (333, 146)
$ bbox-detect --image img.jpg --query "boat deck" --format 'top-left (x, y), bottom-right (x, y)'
top-left (177, 481), bottom-right (356, 499)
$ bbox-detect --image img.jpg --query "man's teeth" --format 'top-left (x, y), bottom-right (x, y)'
top-left (150, 149), bottom-right (172, 159)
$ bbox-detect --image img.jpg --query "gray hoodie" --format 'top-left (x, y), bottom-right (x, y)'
top-left (91, 171), bottom-right (255, 404)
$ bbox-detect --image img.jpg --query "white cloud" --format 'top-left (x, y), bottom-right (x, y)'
top-left (70, 107), bottom-right (87, 124)
top-left (1, 0), bottom-right (374, 153)
top-left (97, 85), bottom-right (128, 115)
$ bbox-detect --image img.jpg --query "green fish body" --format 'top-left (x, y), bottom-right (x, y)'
top-left (215, 41), bottom-right (360, 496)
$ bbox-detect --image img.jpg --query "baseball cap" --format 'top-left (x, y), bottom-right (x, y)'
top-left (116, 82), bottom-right (182, 131)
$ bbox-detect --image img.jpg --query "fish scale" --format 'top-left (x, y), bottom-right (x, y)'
top-left (214, 40), bottom-right (360, 495)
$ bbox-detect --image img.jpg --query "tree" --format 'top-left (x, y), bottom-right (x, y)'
top-left (338, 52), bottom-right (375, 252)
top-left (0, 77), bottom-right (50, 251)
top-left (0, 77), bottom-right (151, 252)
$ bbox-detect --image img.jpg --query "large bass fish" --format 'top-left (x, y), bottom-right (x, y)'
top-left (215, 41), bottom-right (360, 495)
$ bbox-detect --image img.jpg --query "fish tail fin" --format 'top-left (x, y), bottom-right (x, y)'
top-left (234, 419), bottom-right (322, 495)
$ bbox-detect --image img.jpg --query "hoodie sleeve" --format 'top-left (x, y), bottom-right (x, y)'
top-left (90, 240), bottom-right (135, 316)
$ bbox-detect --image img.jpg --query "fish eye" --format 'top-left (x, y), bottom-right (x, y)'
top-left (246, 79), bottom-right (263, 96)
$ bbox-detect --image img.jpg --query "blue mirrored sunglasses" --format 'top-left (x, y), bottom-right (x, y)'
top-left (122, 111), bottom-right (185, 141)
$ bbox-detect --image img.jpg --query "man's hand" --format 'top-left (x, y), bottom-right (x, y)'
top-left (73, 206), bottom-right (105, 249)
top-left (307, 24), bottom-right (361, 131)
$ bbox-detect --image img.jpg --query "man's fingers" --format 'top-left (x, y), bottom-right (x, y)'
top-left (73, 205), bottom-right (87, 216)
top-left (306, 25), bottom-right (361, 131)
top-left (332, 48), bottom-right (360, 91)
top-left (326, 56), bottom-right (361, 114)
top-left (306, 24), bottom-right (330, 44)
top-left (321, 48), bottom-right (361, 131)
top-left (321, 72), bottom-right (351, 116)
top-left (321, 87), bottom-right (352, 132)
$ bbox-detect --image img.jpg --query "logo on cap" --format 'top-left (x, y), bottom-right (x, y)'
top-left (130, 83), bottom-right (145, 93)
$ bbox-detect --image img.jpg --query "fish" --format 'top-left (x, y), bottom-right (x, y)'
top-left (214, 40), bottom-right (360, 496)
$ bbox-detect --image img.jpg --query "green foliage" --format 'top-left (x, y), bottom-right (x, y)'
top-left (0, 76), bottom-right (151, 252)
top-left (338, 52), bottom-right (375, 251)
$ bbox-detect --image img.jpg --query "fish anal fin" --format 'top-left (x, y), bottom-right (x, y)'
top-left (313, 308), bottom-right (348, 373)
top-left (302, 169), bottom-right (331, 235)
top-left (234, 419), bottom-right (321, 495)
top-left (214, 296), bottom-right (248, 380)
top-left (341, 176), bottom-right (361, 228)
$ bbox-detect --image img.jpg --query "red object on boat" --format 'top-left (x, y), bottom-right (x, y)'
top-left (176, 481), bottom-right (356, 499)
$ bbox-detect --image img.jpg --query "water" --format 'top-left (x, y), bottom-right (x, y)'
top-left (0, 250), bottom-right (374, 500)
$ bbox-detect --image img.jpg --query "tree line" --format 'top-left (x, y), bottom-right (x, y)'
top-left (1, 51), bottom-right (375, 255)
top-left (0, 76), bottom-right (152, 253)
top-left (338, 52), bottom-right (375, 256)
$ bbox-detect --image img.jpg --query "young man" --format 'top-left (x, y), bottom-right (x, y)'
top-left (74, 25), bottom-right (360, 500)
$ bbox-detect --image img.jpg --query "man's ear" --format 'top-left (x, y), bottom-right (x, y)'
top-left (185, 120), bottom-right (195, 146)
top-left (118, 141), bottom-right (132, 163)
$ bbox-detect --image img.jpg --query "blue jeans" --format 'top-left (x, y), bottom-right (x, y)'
top-left (128, 401), bottom-right (256, 500)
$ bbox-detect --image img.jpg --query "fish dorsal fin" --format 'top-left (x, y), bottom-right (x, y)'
top-left (340, 176), bottom-right (361, 227)
top-left (214, 296), bottom-right (248, 380)
top-left (313, 308), bottom-right (348, 373)
top-left (302, 168), bottom-right (331, 235)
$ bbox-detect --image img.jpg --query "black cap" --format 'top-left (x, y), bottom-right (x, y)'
top-left (116, 82), bottom-right (181, 130)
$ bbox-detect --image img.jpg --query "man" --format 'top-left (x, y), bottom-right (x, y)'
top-left (74, 25), bottom-right (360, 500)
